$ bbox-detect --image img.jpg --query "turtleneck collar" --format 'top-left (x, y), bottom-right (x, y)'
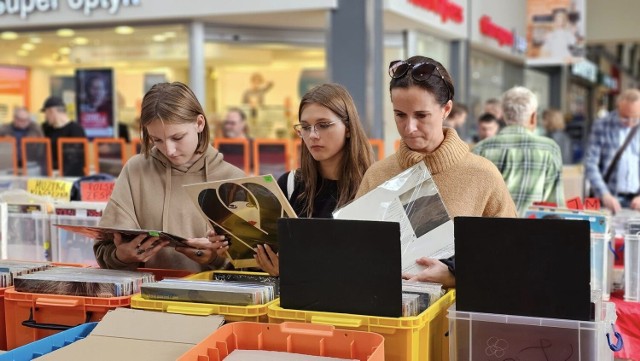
top-left (397, 127), bottom-right (469, 174)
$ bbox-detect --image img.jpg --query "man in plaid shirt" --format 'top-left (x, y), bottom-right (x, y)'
top-left (585, 89), bottom-right (640, 213)
top-left (473, 87), bottom-right (564, 216)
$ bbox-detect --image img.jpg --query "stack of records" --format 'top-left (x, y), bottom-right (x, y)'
top-left (401, 281), bottom-right (444, 316)
top-left (13, 268), bottom-right (155, 297)
top-left (0, 260), bottom-right (52, 287)
top-left (212, 272), bottom-right (280, 296)
top-left (141, 279), bottom-right (276, 306)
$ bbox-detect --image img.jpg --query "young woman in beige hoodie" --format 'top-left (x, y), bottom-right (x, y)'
top-left (94, 82), bottom-right (245, 272)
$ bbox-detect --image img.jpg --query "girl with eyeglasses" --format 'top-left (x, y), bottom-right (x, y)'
top-left (357, 56), bottom-right (517, 287)
top-left (255, 83), bottom-right (374, 276)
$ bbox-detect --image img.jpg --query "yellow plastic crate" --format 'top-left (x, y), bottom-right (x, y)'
top-left (268, 289), bottom-right (455, 361)
top-left (131, 270), bottom-right (277, 322)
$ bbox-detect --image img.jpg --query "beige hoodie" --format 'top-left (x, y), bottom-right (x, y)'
top-left (94, 145), bottom-right (245, 272)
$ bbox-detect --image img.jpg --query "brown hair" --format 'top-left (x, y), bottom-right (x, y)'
top-left (542, 109), bottom-right (566, 132)
top-left (139, 82), bottom-right (210, 157)
top-left (296, 83), bottom-right (374, 217)
top-left (389, 55), bottom-right (455, 105)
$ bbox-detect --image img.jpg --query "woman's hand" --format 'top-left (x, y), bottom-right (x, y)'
top-left (402, 257), bottom-right (455, 288)
top-left (255, 244), bottom-right (279, 276)
top-left (114, 233), bottom-right (168, 264)
top-left (175, 230), bottom-right (228, 265)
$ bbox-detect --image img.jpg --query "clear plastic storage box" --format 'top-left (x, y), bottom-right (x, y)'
top-left (625, 234), bottom-right (640, 301)
top-left (591, 233), bottom-right (614, 300)
top-left (448, 302), bottom-right (616, 361)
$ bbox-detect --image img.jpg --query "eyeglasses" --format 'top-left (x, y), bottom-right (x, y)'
top-left (388, 60), bottom-right (452, 103)
top-left (293, 121), bottom-right (337, 137)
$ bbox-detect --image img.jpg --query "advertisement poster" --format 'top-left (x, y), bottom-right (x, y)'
top-left (526, 0), bottom-right (585, 65)
top-left (75, 68), bottom-right (115, 139)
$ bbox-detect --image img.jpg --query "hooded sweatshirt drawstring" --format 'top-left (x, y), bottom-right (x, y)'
top-left (161, 163), bottom-right (172, 231)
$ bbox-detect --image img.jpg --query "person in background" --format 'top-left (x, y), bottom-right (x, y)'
top-left (473, 87), bottom-right (564, 216)
top-left (444, 103), bottom-right (468, 139)
top-left (473, 112), bottom-right (500, 143)
top-left (222, 108), bottom-right (249, 139)
top-left (0, 107), bottom-right (43, 167)
top-left (255, 83), bottom-right (374, 276)
top-left (358, 56), bottom-right (517, 287)
top-left (94, 82), bottom-right (246, 272)
top-left (542, 109), bottom-right (572, 164)
top-left (221, 107), bottom-right (253, 172)
top-left (585, 88), bottom-right (640, 213)
top-left (41, 96), bottom-right (86, 170)
top-left (484, 98), bottom-right (506, 128)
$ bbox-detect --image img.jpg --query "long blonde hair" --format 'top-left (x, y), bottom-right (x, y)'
top-left (139, 82), bottom-right (210, 158)
top-left (297, 83), bottom-right (374, 217)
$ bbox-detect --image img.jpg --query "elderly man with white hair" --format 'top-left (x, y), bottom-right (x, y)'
top-left (473, 86), bottom-right (564, 216)
top-left (585, 88), bottom-right (640, 213)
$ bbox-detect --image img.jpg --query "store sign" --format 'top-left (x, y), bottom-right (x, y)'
top-left (409, 0), bottom-right (463, 23)
top-left (479, 15), bottom-right (513, 47)
top-left (0, 0), bottom-right (140, 19)
top-left (571, 59), bottom-right (597, 83)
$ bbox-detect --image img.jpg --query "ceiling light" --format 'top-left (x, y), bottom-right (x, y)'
top-left (29, 37), bottom-right (41, 43)
top-left (56, 28), bottom-right (75, 37)
top-left (1, 31), bottom-right (18, 40)
top-left (73, 37), bottom-right (89, 45)
top-left (164, 31), bottom-right (176, 38)
top-left (115, 26), bottom-right (135, 35)
top-left (17, 50), bottom-right (29, 57)
top-left (152, 34), bottom-right (166, 42)
top-left (59, 47), bottom-right (71, 55)
top-left (21, 43), bottom-right (35, 51)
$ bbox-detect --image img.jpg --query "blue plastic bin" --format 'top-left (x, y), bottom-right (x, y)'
top-left (0, 322), bottom-right (97, 360)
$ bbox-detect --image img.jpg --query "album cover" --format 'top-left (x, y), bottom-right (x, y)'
top-left (53, 224), bottom-right (196, 249)
top-left (184, 174), bottom-right (297, 268)
top-left (333, 162), bottom-right (454, 273)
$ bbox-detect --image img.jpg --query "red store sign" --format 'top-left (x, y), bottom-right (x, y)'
top-left (409, 0), bottom-right (463, 23)
top-left (479, 15), bottom-right (513, 47)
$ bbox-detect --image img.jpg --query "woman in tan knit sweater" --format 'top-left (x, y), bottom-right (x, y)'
top-left (357, 56), bottom-right (517, 287)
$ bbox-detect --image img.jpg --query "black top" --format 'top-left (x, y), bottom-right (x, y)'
top-left (277, 171), bottom-right (338, 218)
top-left (42, 121), bottom-right (86, 170)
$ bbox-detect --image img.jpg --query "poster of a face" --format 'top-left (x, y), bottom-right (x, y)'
top-left (76, 69), bottom-right (115, 139)
top-left (526, 0), bottom-right (585, 65)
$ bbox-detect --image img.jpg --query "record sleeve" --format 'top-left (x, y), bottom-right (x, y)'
top-left (52, 224), bottom-right (196, 249)
top-left (333, 162), bottom-right (454, 273)
top-left (183, 174), bottom-right (297, 268)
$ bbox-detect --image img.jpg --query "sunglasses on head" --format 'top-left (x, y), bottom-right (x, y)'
top-left (388, 60), bottom-right (453, 102)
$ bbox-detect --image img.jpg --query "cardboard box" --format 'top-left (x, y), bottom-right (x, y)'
top-left (37, 308), bottom-right (224, 361)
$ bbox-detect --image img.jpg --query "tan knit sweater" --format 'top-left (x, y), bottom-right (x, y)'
top-left (357, 128), bottom-right (517, 218)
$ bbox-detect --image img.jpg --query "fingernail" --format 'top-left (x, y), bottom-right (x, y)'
top-left (223, 241), bottom-right (228, 245)
top-left (220, 235), bottom-right (226, 240)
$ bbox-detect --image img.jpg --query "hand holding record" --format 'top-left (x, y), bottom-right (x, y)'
top-left (114, 233), bottom-right (168, 264)
top-left (175, 229), bottom-right (229, 265)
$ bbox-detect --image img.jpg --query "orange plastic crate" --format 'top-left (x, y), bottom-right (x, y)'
top-left (0, 286), bottom-right (9, 350)
top-left (4, 288), bottom-right (131, 350)
top-left (0, 262), bottom-right (88, 350)
top-left (177, 322), bottom-right (384, 361)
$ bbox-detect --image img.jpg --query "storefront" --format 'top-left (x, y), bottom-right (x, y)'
top-left (468, 1), bottom-right (528, 140)
top-left (382, 0), bottom-right (468, 151)
top-left (0, 0), bottom-right (336, 139)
